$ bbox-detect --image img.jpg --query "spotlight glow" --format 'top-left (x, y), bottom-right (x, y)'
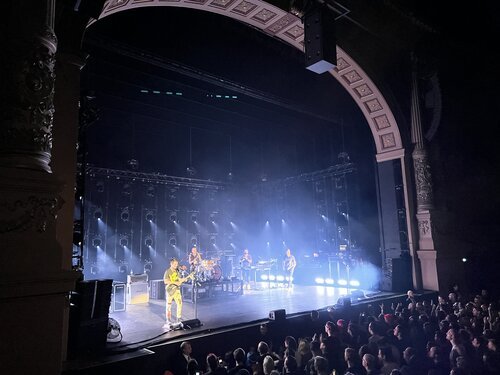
top-left (462, 258), bottom-right (467, 263)
top-left (325, 278), bottom-right (334, 285)
top-left (276, 275), bottom-right (285, 282)
top-left (350, 280), bottom-right (360, 287)
top-left (269, 275), bottom-right (276, 281)
top-left (261, 274), bottom-right (269, 281)
top-left (338, 279), bottom-right (348, 286)
top-left (315, 277), bottom-right (325, 284)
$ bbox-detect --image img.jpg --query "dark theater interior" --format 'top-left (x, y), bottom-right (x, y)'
top-left (1, 1), bottom-right (499, 374)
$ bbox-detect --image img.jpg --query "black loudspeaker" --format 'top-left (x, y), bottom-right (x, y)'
top-left (67, 279), bottom-right (113, 359)
top-left (380, 256), bottom-right (413, 292)
top-left (304, 5), bottom-right (337, 74)
top-left (336, 297), bottom-right (351, 308)
top-left (269, 309), bottom-right (286, 321)
top-left (182, 319), bottom-right (202, 329)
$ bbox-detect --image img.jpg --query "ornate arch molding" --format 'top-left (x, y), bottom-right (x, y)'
top-left (90, 0), bottom-right (404, 161)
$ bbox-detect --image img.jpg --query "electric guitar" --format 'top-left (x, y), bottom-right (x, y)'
top-left (165, 271), bottom-right (195, 295)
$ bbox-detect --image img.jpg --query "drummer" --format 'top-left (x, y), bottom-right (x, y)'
top-left (188, 246), bottom-right (203, 273)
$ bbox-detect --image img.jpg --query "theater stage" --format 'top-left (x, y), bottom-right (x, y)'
top-left (107, 282), bottom-right (392, 352)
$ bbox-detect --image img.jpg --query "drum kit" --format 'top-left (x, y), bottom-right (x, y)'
top-left (187, 257), bottom-right (222, 282)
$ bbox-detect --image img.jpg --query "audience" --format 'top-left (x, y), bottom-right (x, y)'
top-left (164, 286), bottom-right (499, 375)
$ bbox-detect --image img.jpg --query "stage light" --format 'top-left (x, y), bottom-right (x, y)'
top-left (276, 275), bottom-right (285, 282)
top-left (349, 280), bottom-right (360, 287)
top-left (462, 257), bottom-right (467, 263)
top-left (315, 277), bottom-right (325, 284)
top-left (119, 235), bottom-right (128, 247)
top-left (266, 242), bottom-right (270, 246)
top-left (90, 265), bottom-right (100, 275)
top-left (169, 235), bottom-right (177, 246)
top-left (121, 208), bottom-right (130, 222)
top-left (265, 221), bottom-right (269, 225)
top-left (118, 263), bottom-right (128, 273)
top-left (170, 212), bottom-right (177, 222)
top-left (325, 278), bottom-right (334, 285)
top-left (122, 183), bottom-right (131, 196)
top-left (210, 236), bottom-right (217, 245)
top-left (144, 261), bottom-right (153, 274)
top-left (96, 181), bottom-right (104, 193)
top-left (94, 209), bottom-right (102, 220)
top-left (145, 211), bottom-right (154, 222)
top-left (146, 185), bottom-right (155, 198)
top-left (269, 275), bottom-right (276, 281)
top-left (191, 236), bottom-right (198, 246)
top-left (281, 219), bottom-right (285, 223)
top-left (191, 214), bottom-right (197, 222)
top-left (338, 279), bottom-right (348, 286)
top-left (145, 236), bottom-right (153, 247)
top-left (92, 236), bottom-right (102, 247)
top-left (261, 274), bottom-right (269, 281)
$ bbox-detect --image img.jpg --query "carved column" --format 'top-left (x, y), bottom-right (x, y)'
top-left (410, 60), bottom-right (439, 291)
top-left (0, 1), bottom-right (57, 171)
top-left (0, 1), bottom-right (80, 373)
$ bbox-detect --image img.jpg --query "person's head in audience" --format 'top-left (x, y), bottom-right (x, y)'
top-left (187, 359), bottom-right (199, 375)
top-left (389, 370), bottom-right (402, 375)
top-left (310, 339), bottom-right (321, 356)
top-left (362, 354), bottom-right (377, 372)
top-left (446, 328), bottom-right (460, 344)
top-left (284, 336), bottom-right (297, 353)
top-left (313, 356), bottom-right (328, 375)
top-left (324, 321), bottom-right (337, 336)
top-left (359, 344), bottom-right (372, 359)
top-left (344, 347), bottom-right (358, 365)
top-left (347, 321), bottom-right (358, 334)
top-left (403, 347), bottom-right (415, 365)
top-left (298, 338), bottom-right (311, 355)
top-left (263, 355), bottom-right (274, 375)
top-left (310, 310), bottom-right (319, 321)
top-left (379, 346), bottom-right (395, 364)
top-left (284, 355), bottom-right (298, 374)
top-left (258, 341), bottom-right (269, 356)
top-left (181, 341), bottom-right (193, 356)
top-left (233, 348), bottom-right (246, 365)
top-left (206, 353), bottom-right (219, 372)
top-left (487, 338), bottom-right (497, 352)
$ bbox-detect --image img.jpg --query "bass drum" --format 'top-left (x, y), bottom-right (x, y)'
top-left (211, 265), bottom-right (222, 281)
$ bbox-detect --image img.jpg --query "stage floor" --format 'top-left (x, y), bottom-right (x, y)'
top-left (108, 283), bottom-right (392, 351)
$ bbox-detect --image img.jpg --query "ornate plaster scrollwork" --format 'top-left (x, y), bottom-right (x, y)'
top-left (0, 24), bottom-right (57, 171)
top-left (418, 219), bottom-right (430, 237)
top-left (0, 195), bottom-right (62, 233)
top-left (413, 148), bottom-right (433, 210)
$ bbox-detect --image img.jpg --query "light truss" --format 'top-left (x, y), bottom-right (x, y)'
top-left (86, 166), bottom-right (228, 190)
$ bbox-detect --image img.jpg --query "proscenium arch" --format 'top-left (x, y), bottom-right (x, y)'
top-left (88, 0), bottom-right (422, 288)
top-left (90, 0), bottom-right (404, 162)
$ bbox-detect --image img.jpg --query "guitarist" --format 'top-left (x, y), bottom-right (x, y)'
top-left (164, 257), bottom-right (192, 325)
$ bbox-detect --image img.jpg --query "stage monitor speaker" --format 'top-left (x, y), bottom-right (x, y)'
top-left (68, 279), bottom-right (113, 359)
top-left (182, 319), bottom-right (202, 329)
top-left (269, 309), bottom-right (286, 321)
top-left (73, 279), bottom-right (113, 320)
top-left (336, 297), bottom-right (351, 308)
top-left (304, 5), bottom-right (337, 74)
